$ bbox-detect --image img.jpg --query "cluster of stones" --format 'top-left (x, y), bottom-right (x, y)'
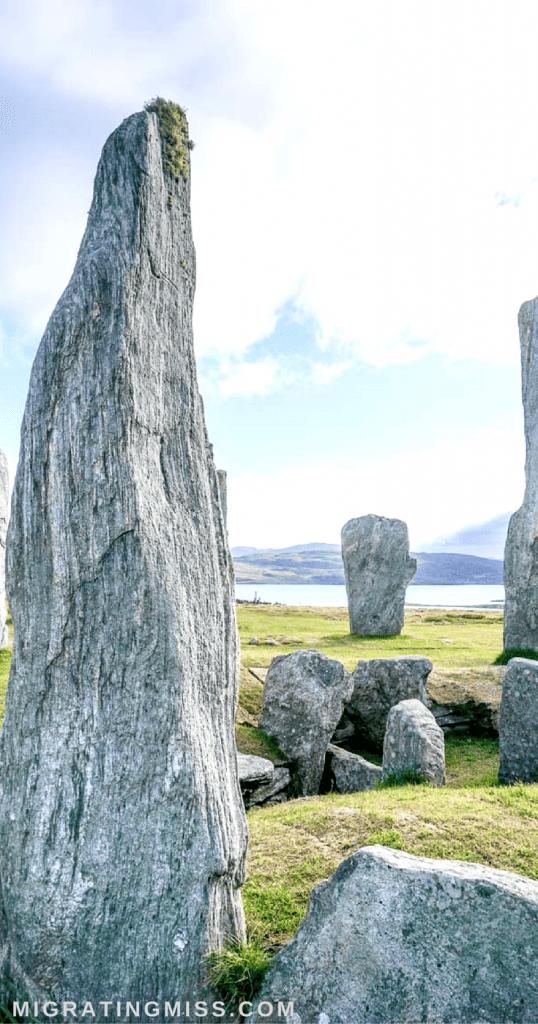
top-left (257, 650), bottom-right (445, 798)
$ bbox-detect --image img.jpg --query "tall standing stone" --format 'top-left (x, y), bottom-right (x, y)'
top-left (0, 449), bottom-right (8, 648)
top-left (341, 515), bottom-right (416, 635)
top-left (504, 297), bottom-right (538, 651)
top-left (499, 657), bottom-right (538, 784)
top-left (0, 103), bottom-right (247, 1013)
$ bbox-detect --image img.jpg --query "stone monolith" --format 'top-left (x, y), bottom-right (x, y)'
top-left (0, 103), bottom-right (247, 1015)
top-left (255, 846), bottom-right (538, 1023)
top-left (504, 297), bottom-right (538, 650)
top-left (499, 657), bottom-right (538, 784)
top-left (341, 515), bottom-right (416, 635)
top-left (0, 449), bottom-right (8, 647)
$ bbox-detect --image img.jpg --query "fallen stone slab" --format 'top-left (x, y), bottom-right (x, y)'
top-left (499, 657), bottom-right (538, 784)
top-left (259, 650), bottom-right (353, 796)
top-left (326, 743), bottom-right (382, 792)
top-left (255, 845), bottom-right (538, 1023)
top-left (345, 655), bottom-right (432, 747)
top-left (237, 752), bottom-right (274, 786)
top-left (341, 514), bottom-right (416, 635)
top-left (383, 698), bottom-right (445, 785)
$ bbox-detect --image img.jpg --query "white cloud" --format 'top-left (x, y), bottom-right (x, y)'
top-left (218, 357), bottom-right (284, 397)
top-left (311, 360), bottom-right (353, 385)
top-left (226, 423), bottom-right (525, 550)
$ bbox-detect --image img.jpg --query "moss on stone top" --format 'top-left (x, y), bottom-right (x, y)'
top-left (144, 96), bottom-right (194, 182)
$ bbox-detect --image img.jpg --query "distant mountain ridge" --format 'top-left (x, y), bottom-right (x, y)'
top-left (232, 543), bottom-right (503, 585)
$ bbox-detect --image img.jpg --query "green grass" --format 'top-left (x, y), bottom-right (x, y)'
top-left (205, 937), bottom-right (272, 1010)
top-left (493, 646), bottom-right (538, 664)
top-left (237, 604), bottom-right (504, 671)
top-left (144, 97), bottom-right (193, 182)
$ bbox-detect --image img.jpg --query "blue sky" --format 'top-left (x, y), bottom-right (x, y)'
top-left (1, 0), bottom-right (536, 551)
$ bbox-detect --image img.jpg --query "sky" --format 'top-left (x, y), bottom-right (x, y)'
top-left (1, 0), bottom-right (537, 553)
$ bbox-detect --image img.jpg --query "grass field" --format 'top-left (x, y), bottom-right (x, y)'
top-left (0, 600), bottom-right (525, 967)
top-left (237, 604), bottom-right (504, 670)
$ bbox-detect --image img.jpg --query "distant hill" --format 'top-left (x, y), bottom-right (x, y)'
top-left (233, 542), bottom-right (503, 585)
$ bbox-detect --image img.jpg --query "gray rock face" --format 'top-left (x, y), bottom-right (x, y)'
top-left (504, 297), bottom-right (538, 651)
top-left (0, 449), bottom-right (8, 648)
top-left (237, 754), bottom-right (291, 808)
top-left (341, 515), bottom-right (416, 635)
top-left (499, 657), bottom-right (538, 784)
top-left (255, 845), bottom-right (538, 1023)
top-left (326, 743), bottom-right (382, 792)
top-left (383, 698), bottom-right (445, 785)
top-left (346, 655), bottom-right (432, 747)
top-left (259, 650), bottom-right (353, 796)
top-left (217, 468), bottom-right (227, 529)
top-left (0, 106), bottom-right (247, 1013)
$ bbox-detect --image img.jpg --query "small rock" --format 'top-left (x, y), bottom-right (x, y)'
top-left (248, 637), bottom-right (258, 645)
top-left (326, 744), bottom-right (382, 792)
top-left (236, 753), bottom-right (274, 786)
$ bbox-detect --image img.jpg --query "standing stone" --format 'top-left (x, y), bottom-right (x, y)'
top-left (341, 515), bottom-right (416, 635)
top-left (504, 297), bottom-right (538, 651)
top-left (0, 103), bottom-right (247, 1013)
top-left (255, 846), bottom-right (538, 1023)
top-left (345, 655), bottom-right (432, 747)
top-left (383, 698), bottom-right (445, 785)
top-left (499, 657), bottom-right (538, 784)
top-left (217, 468), bottom-right (227, 529)
top-left (0, 449), bottom-right (8, 648)
top-left (259, 650), bottom-right (353, 796)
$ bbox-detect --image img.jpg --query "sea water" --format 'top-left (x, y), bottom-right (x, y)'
top-left (235, 583), bottom-right (505, 609)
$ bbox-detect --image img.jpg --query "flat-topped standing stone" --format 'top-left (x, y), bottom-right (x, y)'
top-left (499, 657), bottom-right (538, 784)
top-left (255, 846), bottom-right (538, 1023)
top-left (0, 449), bottom-right (8, 648)
top-left (259, 650), bottom-right (353, 796)
top-left (504, 297), bottom-right (538, 651)
top-left (0, 104), bottom-right (247, 1013)
top-left (341, 515), bottom-right (416, 636)
top-left (383, 698), bottom-right (445, 785)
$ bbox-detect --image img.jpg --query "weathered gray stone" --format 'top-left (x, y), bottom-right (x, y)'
top-left (237, 752), bottom-right (274, 786)
top-left (0, 105), bottom-right (247, 1013)
top-left (255, 845), bottom-right (538, 1023)
top-left (259, 650), bottom-right (353, 796)
top-left (383, 698), bottom-right (445, 785)
top-left (330, 711), bottom-right (355, 742)
top-left (217, 468), bottom-right (227, 529)
top-left (341, 514), bottom-right (416, 635)
top-left (346, 655), bottom-right (432, 747)
top-left (504, 297), bottom-right (538, 651)
top-left (0, 449), bottom-right (8, 648)
top-left (499, 657), bottom-right (538, 784)
top-left (326, 743), bottom-right (382, 792)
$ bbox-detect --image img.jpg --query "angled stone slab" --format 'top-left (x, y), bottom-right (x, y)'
top-left (259, 650), bottom-right (353, 796)
top-left (346, 655), bottom-right (432, 747)
top-left (0, 104), bottom-right (247, 1011)
top-left (255, 846), bottom-right (538, 1023)
top-left (326, 743), bottom-right (382, 792)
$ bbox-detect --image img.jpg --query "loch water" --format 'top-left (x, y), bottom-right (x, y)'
top-left (235, 583), bottom-right (505, 609)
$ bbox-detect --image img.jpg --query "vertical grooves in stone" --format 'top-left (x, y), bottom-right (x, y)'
top-left (0, 108), bottom-right (247, 1011)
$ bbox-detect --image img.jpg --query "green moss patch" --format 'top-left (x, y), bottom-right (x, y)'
top-left (144, 97), bottom-right (193, 181)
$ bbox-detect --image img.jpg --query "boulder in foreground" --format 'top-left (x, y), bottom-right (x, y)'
top-left (255, 845), bottom-right (538, 1023)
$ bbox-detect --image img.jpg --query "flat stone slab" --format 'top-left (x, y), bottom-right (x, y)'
top-left (255, 845), bottom-right (538, 1023)
top-left (237, 752), bottom-right (274, 785)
